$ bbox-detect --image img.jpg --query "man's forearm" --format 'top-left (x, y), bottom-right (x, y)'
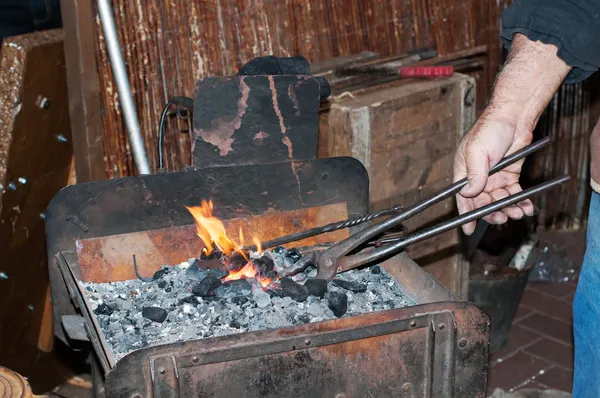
top-left (486, 33), bottom-right (572, 132)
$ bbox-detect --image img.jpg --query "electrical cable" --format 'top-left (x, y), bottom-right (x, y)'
top-left (157, 96), bottom-right (194, 170)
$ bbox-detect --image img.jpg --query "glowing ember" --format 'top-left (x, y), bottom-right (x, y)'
top-left (223, 263), bottom-right (272, 288)
top-left (186, 200), bottom-right (274, 288)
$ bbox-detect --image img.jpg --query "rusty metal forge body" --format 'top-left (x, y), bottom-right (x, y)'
top-left (45, 74), bottom-right (490, 397)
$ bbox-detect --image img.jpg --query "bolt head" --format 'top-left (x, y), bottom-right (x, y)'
top-left (36, 96), bottom-right (51, 109)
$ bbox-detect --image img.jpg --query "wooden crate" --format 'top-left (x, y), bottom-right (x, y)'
top-left (325, 74), bottom-right (476, 298)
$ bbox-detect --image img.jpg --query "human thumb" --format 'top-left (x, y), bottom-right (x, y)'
top-left (459, 148), bottom-right (489, 198)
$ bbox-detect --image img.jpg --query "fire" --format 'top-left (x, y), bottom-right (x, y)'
top-left (223, 263), bottom-right (273, 288)
top-left (185, 200), bottom-right (241, 256)
top-left (186, 200), bottom-right (274, 288)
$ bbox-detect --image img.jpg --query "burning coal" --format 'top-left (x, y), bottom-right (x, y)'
top-left (185, 200), bottom-right (274, 288)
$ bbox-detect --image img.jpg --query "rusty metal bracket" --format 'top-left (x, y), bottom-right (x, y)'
top-left (151, 355), bottom-right (180, 398)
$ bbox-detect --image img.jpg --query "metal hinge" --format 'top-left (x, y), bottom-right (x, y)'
top-left (151, 355), bottom-right (180, 398)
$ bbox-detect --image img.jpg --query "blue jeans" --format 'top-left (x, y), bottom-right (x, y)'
top-left (573, 191), bottom-right (600, 397)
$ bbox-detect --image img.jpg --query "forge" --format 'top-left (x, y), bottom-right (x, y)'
top-left (45, 73), bottom-right (491, 397)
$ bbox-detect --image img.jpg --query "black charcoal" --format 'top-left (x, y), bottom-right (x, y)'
top-left (371, 265), bottom-right (382, 274)
top-left (201, 249), bottom-right (223, 260)
top-left (152, 267), bottom-right (169, 280)
top-left (326, 291), bottom-right (348, 317)
top-left (267, 289), bottom-right (284, 298)
top-left (157, 280), bottom-right (167, 289)
top-left (231, 296), bottom-right (249, 305)
top-left (304, 279), bottom-right (328, 298)
top-left (332, 279), bottom-right (367, 293)
top-left (192, 276), bottom-right (221, 297)
top-left (178, 295), bottom-right (198, 305)
top-left (255, 257), bottom-right (274, 278)
top-left (142, 307), bottom-right (168, 323)
top-left (228, 252), bottom-right (248, 271)
top-left (273, 246), bottom-right (286, 254)
top-left (284, 248), bottom-right (302, 263)
top-left (280, 278), bottom-right (308, 302)
top-left (94, 303), bottom-right (113, 316)
top-left (214, 279), bottom-right (252, 298)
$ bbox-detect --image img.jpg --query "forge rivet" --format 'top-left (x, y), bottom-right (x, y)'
top-left (410, 321), bottom-right (417, 328)
top-left (459, 339), bottom-right (467, 348)
top-left (159, 368), bottom-right (166, 375)
top-left (40, 213), bottom-right (46, 220)
top-left (402, 382), bottom-right (412, 391)
top-left (304, 339), bottom-right (311, 346)
top-left (36, 96), bottom-right (51, 109)
top-left (192, 356), bottom-right (199, 363)
top-left (0, 272), bottom-right (8, 280)
top-left (8, 183), bottom-right (17, 191)
top-left (28, 305), bottom-right (34, 311)
top-left (438, 323), bottom-right (445, 330)
top-left (18, 177), bottom-right (27, 184)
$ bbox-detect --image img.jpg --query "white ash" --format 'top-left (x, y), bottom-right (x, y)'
top-left (82, 252), bottom-right (414, 362)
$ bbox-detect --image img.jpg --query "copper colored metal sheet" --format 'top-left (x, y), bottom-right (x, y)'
top-left (76, 203), bottom-right (349, 283)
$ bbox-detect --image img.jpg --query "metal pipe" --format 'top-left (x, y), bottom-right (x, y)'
top-left (337, 175), bottom-right (570, 272)
top-left (97, 0), bottom-right (151, 174)
top-left (242, 205), bottom-right (405, 251)
top-left (319, 137), bottom-right (552, 265)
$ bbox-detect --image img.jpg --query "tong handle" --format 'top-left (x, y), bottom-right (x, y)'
top-left (336, 175), bottom-right (569, 273)
top-left (317, 137), bottom-right (552, 277)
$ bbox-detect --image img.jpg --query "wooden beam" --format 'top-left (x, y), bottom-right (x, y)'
top-left (60, 0), bottom-right (106, 182)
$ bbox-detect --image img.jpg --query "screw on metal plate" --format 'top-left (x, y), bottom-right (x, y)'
top-left (56, 134), bottom-right (68, 142)
top-left (8, 182), bottom-right (17, 191)
top-left (36, 96), bottom-right (51, 109)
top-left (0, 272), bottom-right (8, 280)
top-left (459, 339), bottom-right (468, 348)
top-left (402, 382), bottom-right (412, 391)
top-left (18, 177), bottom-right (27, 184)
top-left (409, 321), bottom-right (417, 328)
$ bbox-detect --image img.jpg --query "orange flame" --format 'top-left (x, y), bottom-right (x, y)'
top-left (185, 200), bottom-right (239, 256)
top-left (186, 200), bottom-right (274, 288)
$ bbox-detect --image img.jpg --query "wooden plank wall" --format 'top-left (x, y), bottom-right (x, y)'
top-left (61, 0), bottom-right (509, 180)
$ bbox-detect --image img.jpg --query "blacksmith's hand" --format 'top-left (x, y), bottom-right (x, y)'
top-left (453, 33), bottom-right (571, 235)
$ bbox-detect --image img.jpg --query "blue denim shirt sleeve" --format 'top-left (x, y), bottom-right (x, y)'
top-left (501, 0), bottom-right (600, 84)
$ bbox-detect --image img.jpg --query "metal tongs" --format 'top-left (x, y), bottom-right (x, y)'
top-left (279, 137), bottom-right (569, 281)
